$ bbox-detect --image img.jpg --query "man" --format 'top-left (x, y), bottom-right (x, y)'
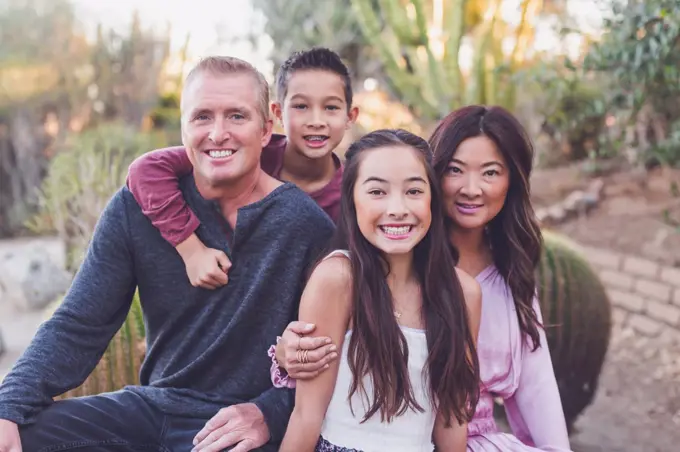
top-left (0, 56), bottom-right (334, 452)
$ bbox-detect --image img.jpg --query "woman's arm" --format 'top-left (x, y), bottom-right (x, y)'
top-left (279, 256), bottom-right (352, 452)
top-left (433, 268), bottom-right (482, 451)
top-left (503, 298), bottom-right (572, 451)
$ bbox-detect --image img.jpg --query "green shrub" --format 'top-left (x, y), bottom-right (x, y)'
top-left (537, 230), bottom-right (612, 432)
top-left (26, 123), bottom-right (166, 270)
top-left (55, 292), bottom-right (145, 399)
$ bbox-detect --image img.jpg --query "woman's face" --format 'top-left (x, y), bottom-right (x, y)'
top-left (353, 145), bottom-right (432, 256)
top-left (440, 135), bottom-right (510, 231)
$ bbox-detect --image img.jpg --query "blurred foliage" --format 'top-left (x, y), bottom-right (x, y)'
top-left (149, 92), bottom-right (181, 131)
top-left (581, 0), bottom-right (680, 165)
top-left (88, 14), bottom-right (171, 127)
top-left (514, 61), bottom-right (610, 166)
top-left (251, 0), bottom-right (378, 85)
top-left (583, 0), bottom-right (679, 117)
top-left (0, 0), bottom-right (88, 103)
top-left (348, 0), bottom-right (567, 121)
top-left (0, 0), bottom-right (172, 238)
top-left (55, 291), bottom-right (146, 400)
top-left (26, 124), bottom-right (167, 269)
top-left (650, 121), bottom-right (680, 168)
top-left (253, 0), bottom-right (570, 123)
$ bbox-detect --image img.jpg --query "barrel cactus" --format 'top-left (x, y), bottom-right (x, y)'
top-left (536, 229), bottom-right (612, 432)
top-left (56, 292), bottom-right (146, 399)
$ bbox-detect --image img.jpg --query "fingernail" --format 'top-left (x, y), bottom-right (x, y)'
top-left (305, 323), bottom-right (315, 331)
top-left (324, 364), bottom-right (329, 369)
top-left (329, 345), bottom-right (337, 352)
top-left (330, 352), bottom-right (338, 359)
top-left (324, 338), bottom-right (331, 344)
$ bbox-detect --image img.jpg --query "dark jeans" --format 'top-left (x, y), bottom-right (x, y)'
top-left (19, 390), bottom-right (278, 452)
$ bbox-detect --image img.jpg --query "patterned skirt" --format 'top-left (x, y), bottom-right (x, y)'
top-left (315, 436), bottom-right (363, 452)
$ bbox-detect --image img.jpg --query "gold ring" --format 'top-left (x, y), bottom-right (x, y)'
top-left (296, 349), bottom-right (303, 364)
top-left (301, 349), bottom-right (309, 364)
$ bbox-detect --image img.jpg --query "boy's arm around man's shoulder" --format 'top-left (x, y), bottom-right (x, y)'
top-left (0, 188), bottom-right (139, 425)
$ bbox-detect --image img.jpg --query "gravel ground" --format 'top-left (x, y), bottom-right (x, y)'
top-left (569, 321), bottom-right (680, 452)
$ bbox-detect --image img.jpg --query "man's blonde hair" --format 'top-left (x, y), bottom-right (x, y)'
top-left (181, 56), bottom-right (270, 124)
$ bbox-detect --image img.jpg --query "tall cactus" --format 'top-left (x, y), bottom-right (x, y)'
top-left (56, 292), bottom-right (145, 399)
top-left (537, 230), bottom-right (612, 432)
top-left (350, 0), bottom-right (545, 121)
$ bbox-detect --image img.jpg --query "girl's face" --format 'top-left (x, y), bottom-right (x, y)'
top-left (440, 136), bottom-right (510, 231)
top-left (353, 146), bottom-right (432, 256)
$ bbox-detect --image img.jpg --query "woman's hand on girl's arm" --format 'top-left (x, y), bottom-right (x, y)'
top-left (274, 322), bottom-right (339, 379)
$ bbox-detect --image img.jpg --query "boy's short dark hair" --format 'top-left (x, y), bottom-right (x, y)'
top-left (275, 47), bottom-right (353, 108)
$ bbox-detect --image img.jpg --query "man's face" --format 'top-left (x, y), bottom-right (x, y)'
top-left (181, 72), bottom-right (273, 187)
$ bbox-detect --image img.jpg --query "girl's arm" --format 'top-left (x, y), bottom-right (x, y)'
top-left (433, 413), bottom-right (468, 451)
top-left (433, 268), bottom-right (482, 451)
top-left (127, 147), bottom-right (230, 289)
top-left (503, 298), bottom-right (572, 451)
top-left (279, 256), bottom-right (352, 452)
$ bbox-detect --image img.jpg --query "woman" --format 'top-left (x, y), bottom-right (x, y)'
top-left (275, 107), bottom-right (572, 451)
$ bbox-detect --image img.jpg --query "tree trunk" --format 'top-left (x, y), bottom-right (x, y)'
top-left (0, 108), bottom-right (49, 237)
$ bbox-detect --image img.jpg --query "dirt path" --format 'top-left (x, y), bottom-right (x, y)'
top-left (531, 164), bottom-right (680, 451)
top-left (532, 164), bottom-right (680, 267)
top-left (569, 322), bottom-right (680, 452)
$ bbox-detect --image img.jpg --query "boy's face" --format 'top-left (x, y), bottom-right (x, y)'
top-left (273, 69), bottom-right (358, 160)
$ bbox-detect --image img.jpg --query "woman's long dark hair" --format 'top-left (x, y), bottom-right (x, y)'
top-left (328, 129), bottom-right (479, 427)
top-left (429, 106), bottom-right (543, 351)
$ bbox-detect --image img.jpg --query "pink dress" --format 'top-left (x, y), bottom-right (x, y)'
top-left (468, 266), bottom-right (572, 452)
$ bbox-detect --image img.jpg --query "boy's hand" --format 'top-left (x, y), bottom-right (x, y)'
top-left (176, 234), bottom-right (232, 289)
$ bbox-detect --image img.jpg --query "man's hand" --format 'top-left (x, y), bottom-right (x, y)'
top-left (0, 419), bottom-right (22, 452)
top-left (176, 234), bottom-right (231, 289)
top-left (192, 403), bottom-right (269, 452)
top-left (275, 321), bottom-right (338, 379)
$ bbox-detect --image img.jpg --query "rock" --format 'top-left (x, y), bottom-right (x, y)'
top-left (562, 190), bottom-right (586, 212)
top-left (581, 192), bottom-right (600, 208)
top-left (536, 208), bottom-right (550, 224)
top-left (0, 237), bottom-right (72, 312)
top-left (547, 205), bottom-right (567, 223)
top-left (587, 178), bottom-right (605, 198)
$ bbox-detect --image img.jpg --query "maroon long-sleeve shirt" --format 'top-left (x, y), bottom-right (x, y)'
top-left (126, 134), bottom-right (342, 246)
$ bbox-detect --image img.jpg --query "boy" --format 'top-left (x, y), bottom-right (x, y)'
top-left (127, 48), bottom-right (357, 288)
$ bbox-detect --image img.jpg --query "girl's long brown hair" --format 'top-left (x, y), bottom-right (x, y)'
top-left (327, 129), bottom-right (480, 426)
top-left (429, 106), bottom-right (543, 350)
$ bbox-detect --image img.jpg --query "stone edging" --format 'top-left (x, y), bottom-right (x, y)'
top-left (536, 179), bottom-right (604, 226)
top-left (577, 245), bottom-right (680, 338)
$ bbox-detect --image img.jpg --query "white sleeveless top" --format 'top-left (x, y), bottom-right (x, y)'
top-left (319, 250), bottom-right (435, 452)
